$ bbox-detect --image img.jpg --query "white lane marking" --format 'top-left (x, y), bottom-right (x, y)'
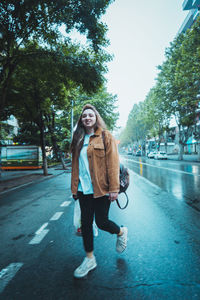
top-left (29, 229), bottom-right (49, 245)
top-left (125, 158), bottom-right (200, 177)
top-left (60, 201), bottom-right (71, 207)
top-left (50, 212), bottom-right (64, 221)
top-left (35, 223), bottom-right (48, 235)
top-left (0, 263), bottom-right (23, 293)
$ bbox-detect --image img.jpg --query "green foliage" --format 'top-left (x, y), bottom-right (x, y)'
top-left (13, 122), bottom-right (41, 146)
top-left (119, 102), bottom-right (148, 146)
top-left (122, 16), bottom-right (200, 149)
top-left (0, 122), bottom-right (13, 144)
top-left (0, 0), bottom-right (114, 115)
top-left (71, 87), bottom-right (119, 130)
top-left (6, 41), bottom-right (118, 153)
top-left (7, 41), bottom-right (108, 118)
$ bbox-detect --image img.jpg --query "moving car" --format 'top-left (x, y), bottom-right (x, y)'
top-left (154, 151), bottom-right (167, 160)
top-left (147, 151), bottom-right (157, 159)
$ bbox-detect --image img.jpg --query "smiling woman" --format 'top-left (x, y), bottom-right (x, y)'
top-left (81, 109), bottom-right (97, 133)
top-left (70, 103), bottom-right (128, 278)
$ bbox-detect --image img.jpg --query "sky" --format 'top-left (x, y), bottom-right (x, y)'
top-left (101, 0), bottom-right (188, 128)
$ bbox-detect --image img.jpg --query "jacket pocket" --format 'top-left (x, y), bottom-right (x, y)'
top-left (94, 144), bottom-right (105, 157)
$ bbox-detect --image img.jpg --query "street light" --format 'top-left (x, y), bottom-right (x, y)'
top-left (71, 99), bottom-right (74, 142)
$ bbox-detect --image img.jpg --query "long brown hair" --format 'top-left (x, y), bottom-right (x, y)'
top-left (70, 104), bottom-right (107, 155)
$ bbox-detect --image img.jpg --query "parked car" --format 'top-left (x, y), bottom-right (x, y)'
top-left (147, 151), bottom-right (157, 159)
top-left (135, 150), bottom-right (141, 156)
top-left (154, 151), bottom-right (167, 160)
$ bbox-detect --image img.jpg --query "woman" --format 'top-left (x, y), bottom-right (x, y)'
top-left (70, 104), bottom-right (128, 278)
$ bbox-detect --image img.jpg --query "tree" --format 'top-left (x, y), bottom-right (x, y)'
top-left (144, 84), bottom-right (172, 152)
top-left (175, 16), bottom-right (200, 160)
top-left (0, 122), bottom-right (13, 144)
top-left (71, 88), bottom-right (119, 130)
top-left (155, 34), bottom-right (195, 160)
top-left (7, 40), bottom-right (111, 174)
top-left (120, 17), bottom-right (200, 159)
top-left (0, 0), bottom-right (114, 115)
top-left (13, 122), bottom-right (40, 146)
top-left (119, 102), bottom-right (149, 153)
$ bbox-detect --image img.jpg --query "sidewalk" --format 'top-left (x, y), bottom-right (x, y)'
top-left (167, 154), bottom-right (200, 163)
top-left (0, 163), bottom-right (71, 194)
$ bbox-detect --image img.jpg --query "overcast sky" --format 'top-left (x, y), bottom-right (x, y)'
top-left (101, 0), bottom-right (188, 128)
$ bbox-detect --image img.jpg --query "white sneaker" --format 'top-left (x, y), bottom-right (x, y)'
top-left (74, 256), bottom-right (97, 278)
top-left (116, 227), bottom-right (128, 253)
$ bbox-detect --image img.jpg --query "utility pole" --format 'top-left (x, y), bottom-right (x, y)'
top-left (71, 99), bottom-right (74, 142)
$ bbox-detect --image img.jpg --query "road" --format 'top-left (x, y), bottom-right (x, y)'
top-left (0, 161), bottom-right (200, 299)
top-left (122, 155), bottom-right (200, 212)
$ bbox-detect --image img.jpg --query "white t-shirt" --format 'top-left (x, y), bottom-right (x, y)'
top-left (78, 134), bottom-right (94, 194)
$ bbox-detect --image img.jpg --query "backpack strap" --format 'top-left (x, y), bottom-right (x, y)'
top-left (102, 131), bottom-right (128, 209)
top-left (116, 192), bottom-right (129, 209)
top-left (102, 130), bottom-right (106, 149)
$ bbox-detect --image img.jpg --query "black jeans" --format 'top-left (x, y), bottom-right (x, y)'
top-left (78, 192), bottom-right (120, 252)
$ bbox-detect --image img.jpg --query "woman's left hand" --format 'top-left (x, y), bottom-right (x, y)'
top-left (109, 192), bottom-right (118, 202)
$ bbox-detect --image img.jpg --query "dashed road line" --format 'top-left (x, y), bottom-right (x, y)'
top-left (50, 212), bottom-right (64, 221)
top-left (35, 223), bottom-right (48, 235)
top-left (0, 263), bottom-right (23, 293)
top-left (29, 229), bottom-right (49, 245)
top-left (60, 201), bottom-right (71, 207)
top-left (28, 205), bottom-right (68, 245)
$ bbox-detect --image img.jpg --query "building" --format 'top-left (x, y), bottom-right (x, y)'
top-left (177, 0), bottom-right (200, 153)
top-left (178, 0), bottom-right (200, 34)
top-left (0, 115), bottom-right (19, 145)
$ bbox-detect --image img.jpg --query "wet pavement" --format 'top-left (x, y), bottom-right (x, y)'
top-left (122, 155), bottom-right (200, 213)
top-left (0, 162), bottom-right (71, 194)
top-left (0, 163), bottom-right (200, 299)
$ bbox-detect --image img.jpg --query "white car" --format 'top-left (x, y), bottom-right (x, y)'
top-left (154, 151), bottom-right (167, 160)
top-left (147, 151), bottom-right (157, 158)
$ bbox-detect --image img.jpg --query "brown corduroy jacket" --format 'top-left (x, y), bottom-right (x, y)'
top-left (71, 127), bottom-right (120, 198)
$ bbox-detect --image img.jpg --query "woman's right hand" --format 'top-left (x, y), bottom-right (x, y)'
top-left (73, 194), bottom-right (78, 200)
top-left (109, 192), bottom-right (118, 202)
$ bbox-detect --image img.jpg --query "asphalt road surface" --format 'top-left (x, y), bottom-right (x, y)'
top-left (0, 164), bottom-right (200, 299)
top-left (123, 155), bottom-right (200, 212)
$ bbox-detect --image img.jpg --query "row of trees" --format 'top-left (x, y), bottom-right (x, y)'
top-left (120, 16), bottom-right (200, 161)
top-left (0, 0), bottom-right (119, 175)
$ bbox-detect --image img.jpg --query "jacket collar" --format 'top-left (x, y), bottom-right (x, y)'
top-left (94, 127), bottom-right (103, 136)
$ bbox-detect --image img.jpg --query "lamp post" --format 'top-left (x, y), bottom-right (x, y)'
top-left (71, 99), bottom-right (74, 142)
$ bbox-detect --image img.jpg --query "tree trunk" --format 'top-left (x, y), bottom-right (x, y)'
top-left (51, 135), bottom-right (67, 169)
top-left (0, 63), bottom-right (17, 117)
top-left (45, 113), bottom-right (67, 170)
top-left (178, 143), bottom-right (184, 160)
top-left (51, 136), bottom-right (60, 161)
top-left (164, 131), bottom-right (169, 154)
top-left (39, 117), bottom-right (48, 176)
top-left (60, 154), bottom-right (67, 170)
top-left (165, 142), bottom-right (168, 154)
top-left (0, 149), bottom-right (2, 178)
top-left (197, 142), bottom-right (200, 162)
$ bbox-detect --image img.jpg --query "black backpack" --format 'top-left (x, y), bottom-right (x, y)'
top-left (102, 132), bottom-right (130, 209)
top-left (119, 163), bottom-right (130, 193)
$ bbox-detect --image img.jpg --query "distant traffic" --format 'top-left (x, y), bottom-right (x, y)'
top-left (121, 148), bottom-right (168, 160)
